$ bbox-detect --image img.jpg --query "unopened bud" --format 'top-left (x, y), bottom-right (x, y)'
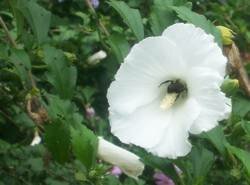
top-left (87, 50), bottom-right (107, 65)
top-left (221, 78), bottom-right (239, 95)
top-left (217, 26), bottom-right (235, 46)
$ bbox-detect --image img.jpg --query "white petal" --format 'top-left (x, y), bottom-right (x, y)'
top-left (110, 100), bottom-right (171, 149)
top-left (97, 137), bottom-right (144, 179)
top-left (162, 23), bottom-right (227, 76)
top-left (107, 36), bottom-right (187, 115)
top-left (186, 68), bottom-right (232, 134)
top-left (148, 97), bottom-right (200, 158)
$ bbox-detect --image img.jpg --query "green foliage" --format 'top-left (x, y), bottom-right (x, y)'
top-left (17, 0), bottom-right (51, 44)
top-left (71, 124), bottom-right (98, 170)
top-left (170, 5), bottom-right (222, 46)
top-left (44, 119), bottom-right (71, 164)
top-left (0, 0), bottom-right (250, 184)
top-left (43, 46), bottom-right (77, 99)
top-left (108, 0), bottom-right (144, 41)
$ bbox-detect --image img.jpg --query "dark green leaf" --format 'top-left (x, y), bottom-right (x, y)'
top-left (201, 125), bottom-right (228, 155)
top-left (189, 147), bottom-right (214, 184)
top-left (170, 6), bottom-right (222, 46)
top-left (17, 0), bottom-right (51, 44)
top-left (241, 120), bottom-right (250, 135)
top-left (43, 46), bottom-right (77, 99)
top-left (227, 145), bottom-right (250, 175)
top-left (9, 49), bottom-right (31, 85)
top-left (70, 124), bottom-right (98, 170)
top-left (232, 94), bottom-right (250, 118)
top-left (149, 0), bottom-right (188, 35)
top-left (108, 34), bottom-right (130, 63)
top-left (44, 119), bottom-right (71, 163)
top-left (108, 1), bottom-right (144, 41)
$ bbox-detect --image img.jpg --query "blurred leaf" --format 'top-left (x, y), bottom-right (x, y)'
top-left (70, 124), bottom-right (98, 170)
top-left (8, 0), bottom-right (25, 35)
top-left (108, 1), bottom-right (144, 41)
top-left (227, 145), bottom-right (250, 175)
top-left (17, 0), bottom-right (51, 44)
top-left (170, 6), bottom-right (222, 46)
top-left (27, 158), bottom-right (43, 172)
top-left (241, 120), bottom-right (250, 135)
top-left (103, 175), bottom-right (121, 185)
top-left (232, 94), bottom-right (250, 118)
top-left (149, 0), bottom-right (188, 35)
top-left (44, 119), bottom-right (71, 164)
top-left (202, 125), bottom-right (228, 155)
top-left (9, 49), bottom-right (31, 85)
top-left (108, 34), bottom-right (130, 63)
top-left (190, 146), bottom-right (215, 184)
top-left (43, 46), bottom-right (77, 99)
top-left (134, 148), bottom-right (179, 182)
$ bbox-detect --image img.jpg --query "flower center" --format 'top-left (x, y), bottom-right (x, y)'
top-left (159, 79), bottom-right (187, 110)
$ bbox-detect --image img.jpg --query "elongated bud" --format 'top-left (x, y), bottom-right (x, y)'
top-left (87, 50), bottom-right (107, 65)
top-left (217, 26), bottom-right (235, 46)
top-left (30, 130), bottom-right (41, 146)
top-left (97, 137), bottom-right (144, 179)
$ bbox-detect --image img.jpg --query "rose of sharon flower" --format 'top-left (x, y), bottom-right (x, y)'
top-left (107, 23), bottom-right (231, 159)
top-left (97, 137), bottom-right (144, 179)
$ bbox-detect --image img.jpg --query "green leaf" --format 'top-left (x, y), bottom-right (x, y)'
top-left (43, 46), bottom-right (77, 99)
top-left (227, 145), bottom-right (250, 175)
top-left (232, 94), bottom-right (250, 118)
top-left (108, 1), bottom-right (144, 41)
top-left (17, 0), bottom-right (51, 44)
top-left (108, 34), bottom-right (130, 63)
top-left (70, 124), bottom-right (98, 170)
top-left (44, 119), bottom-right (71, 164)
top-left (241, 120), bottom-right (250, 135)
top-left (170, 6), bottom-right (222, 46)
top-left (9, 49), bottom-right (31, 85)
top-left (149, 0), bottom-right (188, 35)
top-left (189, 146), bottom-right (215, 184)
top-left (134, 148), bottom-right (179, 182)
top-left (9, 0), bottom-right (25, 36)
top-left (201, 125), bottom-right (228, 155)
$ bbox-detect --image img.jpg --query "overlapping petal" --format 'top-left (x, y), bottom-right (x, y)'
top-left (162, 23), bottom-right (227, 77)
top-left (107, 23), bottom-right (231, 159)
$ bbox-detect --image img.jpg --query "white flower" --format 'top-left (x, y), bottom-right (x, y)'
top-left (87, 50), bottom-right (107, 65)
top-left (107, 23), bottom-right (231, 159)
top-left (97, 137), bottom-right (144, 179)
top-left (30, 130), bottom-right (41, 146)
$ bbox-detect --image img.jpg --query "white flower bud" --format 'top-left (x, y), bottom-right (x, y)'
top-left (30, 131), bottom-right (41, 146)
top-left (97, 137), bottom-right (144, 179)
top-left (87, 50), bottom-right (107, 65)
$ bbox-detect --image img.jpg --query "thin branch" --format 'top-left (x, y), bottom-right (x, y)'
top-left (223, 43), bottom-right (250, 96)
top-left (0, 16), bottom-right (18, 48)
top-left (85, 0), bottom-right (110, 37)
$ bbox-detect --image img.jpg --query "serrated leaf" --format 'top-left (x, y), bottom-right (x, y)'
top-left (44, 119), bottom-right (71, 163)
top-left (17, 0), bottom-right (51, 44)
top-left (108, 34), bottom-right (130, 63)
top-left (70, 124), bottom-right (98, 170)
top-left (108, 1), bottom-right (144, 41)
top-left (232, 94), bottom-right (250, 118)
top-left (170, 6), bottom-right (222, 46)
top-left (134, 148), bottom-right (179, 182)
top-left (189, 146), bottom-right (214, 184)
top-left (241, 120), bottom-right (250, 135)
top-left (149, 0), bottom-right (188, 35)
top-left (43, 46), bottom-right (77, 99)
top-left (201, 125), bottom-right (228, 155)
top-left (9, 49), bottom-right (31, 85)
top-left (227, 145), bottom-right (250, 175)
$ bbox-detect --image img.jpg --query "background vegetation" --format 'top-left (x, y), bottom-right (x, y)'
top-left (0, 0), bottom-right (250, 184)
